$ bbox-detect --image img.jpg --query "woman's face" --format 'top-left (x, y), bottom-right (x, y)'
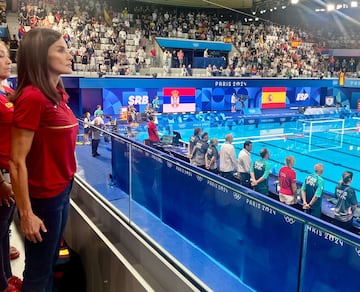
top-left (0, 44), bottom-right (11, 81)
top-left (47, 37), bottom-right (73, 78)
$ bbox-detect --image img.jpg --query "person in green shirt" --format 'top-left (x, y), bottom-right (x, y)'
top-left (152, 96), bottom-right (159, 112)
top-left (93, 104), bottom-right (104, 117)
top-left (250, 148), bottom-right (271, 196)
top-left (301, 163), bottom-right (324, 218)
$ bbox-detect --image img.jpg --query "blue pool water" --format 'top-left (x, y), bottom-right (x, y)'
top-left (138, 117), bottom-right (360, 200)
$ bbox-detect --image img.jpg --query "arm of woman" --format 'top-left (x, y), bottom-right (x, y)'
top-left (9, 127), bottom-right (47, 243)
top-left (0, 173), bottom-right (15, 207)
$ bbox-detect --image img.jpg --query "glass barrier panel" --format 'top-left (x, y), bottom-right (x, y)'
top-left (127, 143), bottom-right (303, 291)
top-left (300, 223), bottom-right (360, 291)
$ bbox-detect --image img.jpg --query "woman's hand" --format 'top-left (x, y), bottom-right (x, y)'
top-left (0, 182), bottom-right (15, 207)
top-left (20, 213), bottom-right (47, 243)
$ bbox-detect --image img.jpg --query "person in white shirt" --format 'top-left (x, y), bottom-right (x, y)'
top-left (219, 134), bottom-right (237, 182)
top-left (237, 140), bottom-right (253, 188)
top-left (91, 115), bottom-right (104, 157)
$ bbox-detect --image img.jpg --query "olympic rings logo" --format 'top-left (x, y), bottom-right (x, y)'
top-left (284, 216), bottom-right (296, 224)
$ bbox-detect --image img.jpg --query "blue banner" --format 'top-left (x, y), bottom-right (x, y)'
top-left (155, 37), bottom-right (232, 51)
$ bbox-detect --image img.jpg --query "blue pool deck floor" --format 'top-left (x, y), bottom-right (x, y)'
top-left (75, 141), bottom-right (254, 291)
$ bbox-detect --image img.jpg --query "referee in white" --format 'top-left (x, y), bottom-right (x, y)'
top-left (237, 140), bottom-right (253, 188)
top-left (219, 134), bottom-right (238, 182)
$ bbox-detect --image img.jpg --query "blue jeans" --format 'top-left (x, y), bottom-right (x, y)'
top-left (0, 203), bottom-right (15, 291)
top-left (22, 179), bottom-right (73, 292)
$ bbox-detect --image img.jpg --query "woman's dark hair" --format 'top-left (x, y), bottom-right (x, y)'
top-left (11, 28), bottom-right (65, 104)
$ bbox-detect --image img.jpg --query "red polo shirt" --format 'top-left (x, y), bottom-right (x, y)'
top-left (0, 86), bottom-right (14, 169)
top-left (279, 166), bottom-right (296, 196)
top-left (13, 85), bottom-right (78, 198)
top-left (147, 121), bottom-right (159, 142)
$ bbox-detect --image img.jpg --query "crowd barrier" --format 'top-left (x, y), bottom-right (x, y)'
top-left (111, 134), bottom-right (360, 291)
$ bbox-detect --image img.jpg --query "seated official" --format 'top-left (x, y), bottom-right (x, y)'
top-left (333, 171), bottom-right (358, 231)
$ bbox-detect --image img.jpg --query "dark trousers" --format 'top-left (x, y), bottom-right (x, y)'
top-left (0, 203), bottom-right (15, 291)
top-left (239, 172), bottom-right (251, 188)
top-left (304, 206), bottom-right (321, 218)
top-left (332, 218), bottom-right (354, 232)
top-left (220, 171), bottom-right (237, 183)
top-left (92, 138), bottom-right (100, 156)
top-left (22, 179), bottom-right (73, 292)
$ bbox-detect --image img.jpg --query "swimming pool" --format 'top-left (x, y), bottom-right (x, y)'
top-left (138, 117), bottom-right (360, 200)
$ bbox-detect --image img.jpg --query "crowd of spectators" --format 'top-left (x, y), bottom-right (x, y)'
top-left (3, 1), bottom-right (359, 78)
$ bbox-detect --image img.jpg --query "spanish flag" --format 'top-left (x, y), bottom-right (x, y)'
top-left (261, 87), bottom-right (286, 109)
top-left (104, 9), bottom-right (112, 26)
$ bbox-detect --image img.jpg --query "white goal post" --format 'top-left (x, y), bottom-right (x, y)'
top-left (300, 118), bottom-right (345, 152)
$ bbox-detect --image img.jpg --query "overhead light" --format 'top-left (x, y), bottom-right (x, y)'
top-left (274, 7), bottom-right (277, 10)
top-left (351, 1), bottom-right (358, 7)
top-left (270, 8), bottom-right (273, 11)
top-left (281, 5), bottom-right (286, 9)
top-left (327, 4), bottom-right (335, 11)
top-left (252, 11), bottom-right (256, 15)
top-left (291, 0), bottom-right (299, 4)
top-left (336, 4), bottom-right (342, 9)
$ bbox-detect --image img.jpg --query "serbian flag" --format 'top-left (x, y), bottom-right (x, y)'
top-left (261, 87), bottom-right (286, 109)
top-left (163, 88), bottom-right (196, 113)
top-left (104, 9), bottom-right (112, 26)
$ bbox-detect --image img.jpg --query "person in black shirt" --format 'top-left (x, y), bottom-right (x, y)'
top-left (188, 128), bottom-right (201, 165)
top-left (333, 171), bottom-right (358, 231)
top-left (192, 132), bottom-right (209, 169)
top-left (205, 138), bottom-right (219, 174)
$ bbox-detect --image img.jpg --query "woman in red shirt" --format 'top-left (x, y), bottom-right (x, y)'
top-left (9, 28), bottom-right (77, 292)
top-left (0, 41), bottom-right (22, 292)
